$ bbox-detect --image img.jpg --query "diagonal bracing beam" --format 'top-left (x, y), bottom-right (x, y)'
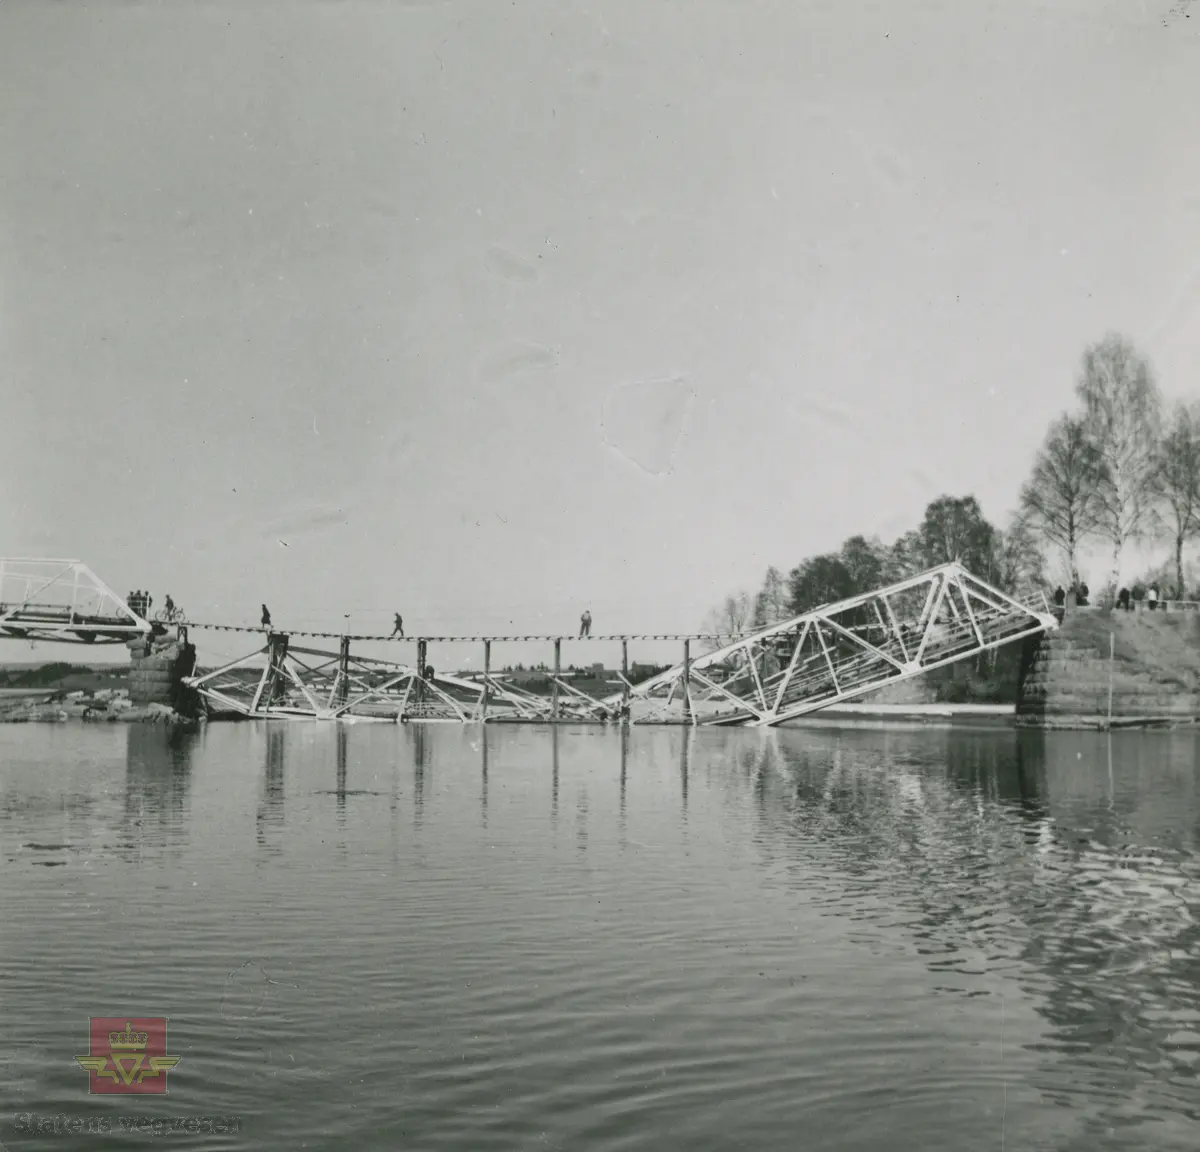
top-left (179, 562), bottom-right (1055, 725)
top-left (609, 562), bottom-right (1057, 726)
top-left (0, 558), bottom-right (150, 644)
top-left (184, 641), bottom-right (556, 722)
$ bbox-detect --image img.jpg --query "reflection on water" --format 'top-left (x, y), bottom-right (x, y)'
top-left (336, 725), bottom-right (348, 815)
top-left (124, 724), bottom-right (195, 824)
top-left (256, 727), bottom-right (285, 856)
top-left (480, 727), bottom-right (489, 828)
top-left (681, 729), bottom-right (690, 817)
top-left (619, 726), bottom-right (628, 849)
top-left (552, 724), bottom-right (559, 825)
top-left (413, 722), bottom-right (427, 827)
top-left (0, 721), bottom-right (1197, 1151)
top-left (120, 725), bottom-right (197, 865)
top-left (750, 730), bottom-right (1199, 1125)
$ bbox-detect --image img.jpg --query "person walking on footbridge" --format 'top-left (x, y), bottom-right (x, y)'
top-left (579, 609), bottom-right (592, 638)
top-left (261, 604), bottom-right (272, 629)
top-left (391, 613), bottom-right (404, 638)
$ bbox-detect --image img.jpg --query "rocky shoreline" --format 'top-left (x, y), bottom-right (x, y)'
top-left (0, 696), bottom-right (201, 730)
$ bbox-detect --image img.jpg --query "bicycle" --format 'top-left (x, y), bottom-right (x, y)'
top-left (154, 604), bottom-right (187, 625)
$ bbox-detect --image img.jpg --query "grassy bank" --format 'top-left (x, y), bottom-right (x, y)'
top-left (1016, 606), bottom-right (1200, 726)
top-left (1058, 608), bottom-right (1200, 689)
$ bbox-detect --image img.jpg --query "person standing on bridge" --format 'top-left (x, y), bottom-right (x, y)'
top-left (579, 609), bottom-right (592, 638)
top-left (261, 604), bottom-right (272, 629)
top-left (391, 613), bottom-right (404, 638)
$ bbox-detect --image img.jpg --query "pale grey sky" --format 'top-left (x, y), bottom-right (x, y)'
top-left (3, 0), bottom-right (1199, 665)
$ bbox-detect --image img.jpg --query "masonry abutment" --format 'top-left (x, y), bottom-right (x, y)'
top-left (1015, 608), bottom-right (1200, 727)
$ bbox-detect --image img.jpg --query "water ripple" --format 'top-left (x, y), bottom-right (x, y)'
top-left (0, 723), bottom-right (1197, 1150)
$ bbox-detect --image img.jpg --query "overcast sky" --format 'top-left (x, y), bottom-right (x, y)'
top-left (3, 0), bottom-right (1199, 666)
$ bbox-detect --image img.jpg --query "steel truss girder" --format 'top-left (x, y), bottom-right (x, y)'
top-left (0, 558), bottom-right (150, 645)
top-left (182, 642), bottom-right (612, 723)
top-left (185, 643), bottom-right (455, 722)
top-left (609, 562), bottom-right (1056, 727)
top-left (179, 563), bottom-right (1054, 725)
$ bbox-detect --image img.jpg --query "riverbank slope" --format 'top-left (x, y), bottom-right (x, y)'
top-left (1016, 608), bottom-right (1200, 728)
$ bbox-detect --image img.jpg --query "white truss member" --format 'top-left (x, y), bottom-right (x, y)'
top-left (176, 561), bottom-right (1055, 726)
top-left (0, 559), bottom-right (151, 645)
top-left (610, 562), bottom-right (1056, 728)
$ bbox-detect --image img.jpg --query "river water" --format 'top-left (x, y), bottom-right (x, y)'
top-left (0, 721), bottom-right (1197, 1150)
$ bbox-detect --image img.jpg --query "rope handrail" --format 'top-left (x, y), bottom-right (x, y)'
top-left (181, 624), bottom-right (762, 642)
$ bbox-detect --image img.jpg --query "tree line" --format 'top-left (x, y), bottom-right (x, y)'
top-left (705, 331), bottom-right (1200, 633)
top-left (1021, 333), bottom-right (1200, 601)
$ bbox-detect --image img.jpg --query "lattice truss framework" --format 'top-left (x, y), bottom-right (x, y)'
top-left (182, 636), bottom-right (582, 722)
top-left (615, 562), bottom-right (1056, 727)
top-left (0, 558), bottom-right (150, 644)
top-left (181, 563), bottom-right (1055, 724)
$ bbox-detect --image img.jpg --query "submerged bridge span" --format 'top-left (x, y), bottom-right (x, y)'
top-left (181, 562), bottom-right (1055, 727)
top-left (0, 557), bottom-right (1056, 727)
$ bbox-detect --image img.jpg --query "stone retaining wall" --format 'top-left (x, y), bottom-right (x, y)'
top-left (1016, 614), bottom-right (1200, 726)
top-left (127, 629), bottom-right (199, 711)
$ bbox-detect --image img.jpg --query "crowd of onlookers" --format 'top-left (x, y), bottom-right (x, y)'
top-left (126, 591), bottom-right (180, 621)
top-left (1051, 581), bottom-right (1169, 616)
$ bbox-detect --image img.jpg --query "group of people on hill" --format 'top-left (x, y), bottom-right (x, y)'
top-left (1052, 583), bottom-right (1089, 609)
top-left (1053, 582), bottom-right (1162, 613)
top-left (1116, 583), bottom-right (1161, 611)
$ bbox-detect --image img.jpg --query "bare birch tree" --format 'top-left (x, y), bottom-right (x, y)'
top-left (1153, 400), bottom-right (1200, 599)
top-left (752, 566), bottom-right (789, 626)
top-left (1019, 413), bottom-right (1104, 588)
top-left (1076, 333), bottom-right (1163, 596)
top-left (917, 495), bottom-right (995, 573)
top-left (721, 591), bottom-right (753, 633)
top-left (882, 530), bottom-right (923, 583)
top-left (993, 513), bottom-right (1046, 597)
top-left (701, 591), bottom-right (753, 653)
top-left (838, 535), bottom-right (886, 592)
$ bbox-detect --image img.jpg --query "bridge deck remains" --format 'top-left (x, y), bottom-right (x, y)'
top-left (179, 562), bottom-right (1056, 727)
top-left (187, 625), bottom-right (744, 642)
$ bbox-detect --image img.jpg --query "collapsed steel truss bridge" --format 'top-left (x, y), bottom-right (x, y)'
top-left (176, 562), bottom-right (1055, 726)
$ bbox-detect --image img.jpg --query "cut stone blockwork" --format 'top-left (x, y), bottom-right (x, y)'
top-left (127, 629), bottom-right (198, 710)
top-left (1016, 609), bottom-right (1200, 727)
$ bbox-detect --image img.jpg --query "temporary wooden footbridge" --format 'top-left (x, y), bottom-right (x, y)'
top-left (0, 557), bottom-right (1057, 727)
